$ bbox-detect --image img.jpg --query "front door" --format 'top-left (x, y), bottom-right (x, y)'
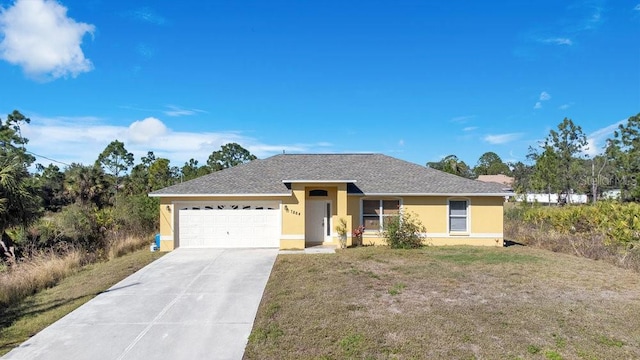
top-left (305, 200), bottom-right (331, 244)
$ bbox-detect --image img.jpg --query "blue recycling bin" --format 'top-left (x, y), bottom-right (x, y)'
top-left (155, 234), bottom-right (160, 250)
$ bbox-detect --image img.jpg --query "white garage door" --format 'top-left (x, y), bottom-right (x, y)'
top-left (178, 202), bottom-right (280, 248)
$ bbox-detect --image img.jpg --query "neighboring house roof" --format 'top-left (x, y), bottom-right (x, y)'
top-left (477, 174), bottom-right (514, 188)
top-left (150, 154), bottom-right (509, 197)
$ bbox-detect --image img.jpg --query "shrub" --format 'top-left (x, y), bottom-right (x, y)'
top-left (505, 202), bottom-right (640, 272)
top-left (382, 210), bottom-right (426, 249)
top-left (114, 195), bottom-right (159, 237)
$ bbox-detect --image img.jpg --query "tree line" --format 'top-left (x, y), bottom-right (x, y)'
top-left (427, 114), bottom-right (640, 203)
top-left (0, 110), bottom-right (257, 261)
top-left (2, 110), bottom-right (639, 261)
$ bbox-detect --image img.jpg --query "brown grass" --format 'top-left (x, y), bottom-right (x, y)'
top-left (505, 219), bottom-right (640, 272)
top-left (107, 234), bottom-right (154, 260)
top-left (0, 249), bottom-right (85, 309)
top-left (0, 234), bottom-right (153, 312)
top-left (245, 246), bottom-right (640, 359)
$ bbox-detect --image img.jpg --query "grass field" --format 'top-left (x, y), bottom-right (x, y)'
top-left (0, 249), bottom-right (164, 356)
top-left (245, 246), bottom-right (640, 359)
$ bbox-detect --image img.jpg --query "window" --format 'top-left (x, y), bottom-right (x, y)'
top-left (309, 189), bottom-right (328, 197)
top-left (362, 199), bottom-right (400, 231)
top-left (449, 200), bottom-right (468, 232)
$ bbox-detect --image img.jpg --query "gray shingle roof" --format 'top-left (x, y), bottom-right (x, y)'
top-left (149, 154), bottom-right (509, 196)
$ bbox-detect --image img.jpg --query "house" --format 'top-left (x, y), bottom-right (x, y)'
top-left (477, 174), bottom-right (514, 191)
top-left (149, 154), bottom-right (511, 251)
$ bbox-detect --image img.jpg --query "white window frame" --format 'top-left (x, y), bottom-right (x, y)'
top-left (361, 198), bottom-right (402, 233)
top-left (448, 198), bottom-right (470, 234)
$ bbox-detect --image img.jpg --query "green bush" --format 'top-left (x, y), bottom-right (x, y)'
top-left (114, 195), bottom-right (159, 237)
top-left (382, 210), bottom-right (426, 249)
top-left (508, 201), bottom-right (640, 247)
top-left (505, 201), bottom-right (640, 272)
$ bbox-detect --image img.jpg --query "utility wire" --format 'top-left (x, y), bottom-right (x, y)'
top-left (24, 150), bottom-right (72, 167)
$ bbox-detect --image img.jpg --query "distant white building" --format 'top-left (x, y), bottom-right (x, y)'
top-left (476, 175), bottom-right (589, 204)
top-left (514, 193), bottom-right (588, 204)
top-left (602, 189), bottom-right (621, 200)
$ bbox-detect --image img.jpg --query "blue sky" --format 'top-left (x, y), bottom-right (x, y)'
top-left (1, 0), bottom-right (639, 170)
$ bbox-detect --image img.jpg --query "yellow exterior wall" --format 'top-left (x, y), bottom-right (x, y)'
top-left (282, 185), bottom-right (304, 238)
top-left (469, 196), bottom-right (504, 234)
top-left (158, 200), bottom-right (174, 251)
top-left (358, 196), bottom-right (504, 247)
top-left (402, 196), bottom-right (449, 233)
top-left (155, 193), bottom-right (504, 251)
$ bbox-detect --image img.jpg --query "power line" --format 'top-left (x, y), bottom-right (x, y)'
top-left (24, 150), bottom-right (72, 167)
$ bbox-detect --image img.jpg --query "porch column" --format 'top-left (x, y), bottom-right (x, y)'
top-left (333, 183), bottom-right (352, 246)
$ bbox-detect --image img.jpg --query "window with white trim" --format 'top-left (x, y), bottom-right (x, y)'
top-left (362, 199), bottom-right (400, 231)
top-left (449, 200), bottom-right (468, 232)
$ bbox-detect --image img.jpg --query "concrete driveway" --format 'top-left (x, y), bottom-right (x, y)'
top-left (3, 248), bottom-right (278, 360)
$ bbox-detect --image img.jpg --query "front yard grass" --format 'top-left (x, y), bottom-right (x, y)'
top-left (245, 246), bottom-right (640, 359)
top-left (0, 249), bottom-right (164, 356)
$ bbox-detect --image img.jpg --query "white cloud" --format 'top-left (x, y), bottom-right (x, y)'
top-left (463, 126), bottom-right (478, 132)
top-left (163, 105), bottom-right (206, 117)
top-left (583, 120), bottom-right (625, 157)
top-left (483, 133), bottom-right (523, 145)
top-left (450, 115), bottom-right (476, 123)
top-left (534, 91), bottom-right (551, 109)
top-left (0, 0), bottom-right (95, 79)
top-left (398, 139), bottom-right (405, 146)
top-left (128, 117), bottom-right (168, 144)
top-left (541, 37), bottom-right (573, 46)
top-left (123, 7), bottom-right (166, 25)
top-left (20, 116), bottom-right (327, 167)
top-left (559, 103), bottom-right (573, 110)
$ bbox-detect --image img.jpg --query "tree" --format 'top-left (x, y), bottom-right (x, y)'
top-left (181, 158), bottom-right (211, 181)
top-left (427, 155), bottom-right (474, 178)
top-left (122, 152), bottom-right (156, 195)
top-left (207, 143), bottom-right (257, 171)
top-left (0, 110), bottom-right (35, 165)
top-left (95, 140), bottom-right (134, 203)
top-left (148, 158), bottom-right (174, 191)
top-left (0, 111), bottom-right (41, 261)
top-left (96, 140), bottom-right (134, 178)
top-left (64, 164), bottom-right (110, 208)
top-left (509, 161), bottom-right (534, 194)
top-left (606, 113), bottom-right (640, 201)
top-left (0, 156), bottom-right (42, 259)
top-left (35, 164), bottom-right (68, 211)
top-left (526, 119), bottom-right (589, 204)
top-left (474, 152), bottom-right (511, 176)
top-left (528, 143), bottom-right (560, 204)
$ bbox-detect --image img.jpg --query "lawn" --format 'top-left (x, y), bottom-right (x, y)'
top-left (0, 249), bottom-right (164, 356)
top-left (245, 246), bottom-right (640, 359)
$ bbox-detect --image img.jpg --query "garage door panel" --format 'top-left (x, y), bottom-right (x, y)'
top-left (178, 207), bottom-right (279, 248)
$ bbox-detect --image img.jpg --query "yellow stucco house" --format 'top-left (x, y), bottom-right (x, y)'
top-left (149, 154), bottom-right (511, 251)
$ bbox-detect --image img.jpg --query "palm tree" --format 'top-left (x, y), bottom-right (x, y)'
top-left (0, 155), bottom-right (41, 260)
top-left (64, 164), bottom-right (110, 208)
